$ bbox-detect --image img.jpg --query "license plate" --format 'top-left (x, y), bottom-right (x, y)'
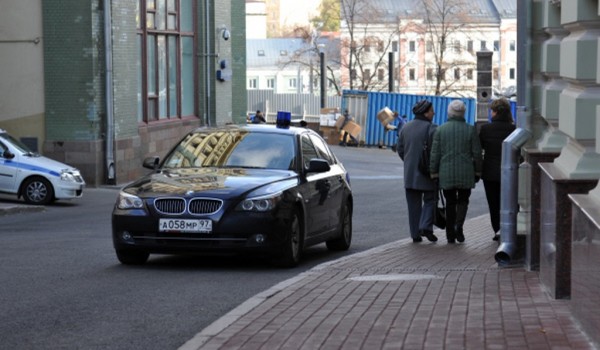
top-left (159, 219), bottom-right (212, 233)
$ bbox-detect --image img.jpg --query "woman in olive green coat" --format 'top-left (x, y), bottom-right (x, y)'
top-left (430, 100), bottom-right (482, 243)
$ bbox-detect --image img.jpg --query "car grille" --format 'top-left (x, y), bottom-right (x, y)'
top-left (154, 198), bottom-right (222, 215)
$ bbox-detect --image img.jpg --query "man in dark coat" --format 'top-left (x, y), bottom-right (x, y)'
top-left (397, 100), bottom-right (438, 243)
top-left (479, 98), bottom-right (516, 241)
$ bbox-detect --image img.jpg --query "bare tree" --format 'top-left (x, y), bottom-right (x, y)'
top-left (278, 26), bottom-right (343, 96)
top-left (421, 0), bottom-right (475, 96)
top-left (340, 0), bottom-right (400, 91)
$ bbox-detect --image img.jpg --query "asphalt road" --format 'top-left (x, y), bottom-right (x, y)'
top-left (0, 145), bottom-right (488, 349)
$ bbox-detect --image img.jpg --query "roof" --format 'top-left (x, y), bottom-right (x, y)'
top-left (341, 0), bottom-right (515, 25)
top-left (247, 38), bottom-right (341, 69)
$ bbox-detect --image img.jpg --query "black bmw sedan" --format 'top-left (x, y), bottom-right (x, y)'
top-left (112, 124), bottom-right (353, 267)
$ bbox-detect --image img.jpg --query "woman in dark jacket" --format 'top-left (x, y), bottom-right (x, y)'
top-left (430, 100), bottom-right (482, 244)
top-left (478, 98), bottom-right (516, 241)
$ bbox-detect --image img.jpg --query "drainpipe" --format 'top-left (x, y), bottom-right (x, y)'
top-left (495, 107), bottom-right (531, 265)
top-left (104, 0), bottom-right (115, 184)
top-left (204, 0), bottom-right (212, 126)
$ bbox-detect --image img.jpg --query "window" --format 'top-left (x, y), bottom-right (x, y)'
top-left (480, 41), bottom-right (487, 51)
top-left (467, 40), bottom-right (474, 53)
top-left (509, 68), bottom-right (516, 79)
top-left (137, 0), bottom-right (196, 122)
top-left (301, 135), bottom-right (319, 169)
top-left (363, 69), bottom-right (371, 81)
top-left (426, 41), bottom-right (433, 52)
top-left (493, 68), bottom-right (499, 80)
top-left (409, 68), bottom-right (416, 81)
top-left (454, 68), bottom-right (460, 80)
top-left (493, 40), bottom-right (500, 51)
top-left (409, 41), bottom-right (416, 52)
top-left (454, 40), bottom-right (461, 53)
top-left (248, 78), bottom-right (257, 89)
top-left (258, 50), bottom-right (265, 56)
top-left (466, 69), bottom-right (473, 79)
top-left (427, 68), bottom-right (433, 81)
top-left (377, 41), bottom-right (384, 52)
top-left (364, 40), bottom-right (371, 52)
top-left (378, 69), bottom-right (385, 82)
top-left (510, 40), bottom-right (516, 51)
top-left (392, 41), bottom-right (398, 52)
top-left (351, 69), bottom-right (357, 80)
top-left (267, 78), bottom-right (275, 89)
top-left (288, 78), bottom-right (297, 88)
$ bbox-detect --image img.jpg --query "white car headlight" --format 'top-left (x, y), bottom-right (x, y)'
top-left (117, 191), bottom-right (144, 209)
top-left (238, 192), bottom-right (282, 212)
top-left (60, 170), bottom-right (76, 181)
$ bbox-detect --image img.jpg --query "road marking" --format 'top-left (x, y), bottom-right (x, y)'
top-left (350, 175), bottom-right (402, 180)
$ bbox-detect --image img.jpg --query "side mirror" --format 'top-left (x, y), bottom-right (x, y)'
top-left (306, 158), bottom-right (330, 173)
top-left (2, 151), bottom-right (15, 160)
top-left (143, 156), bottom-right (160, 170)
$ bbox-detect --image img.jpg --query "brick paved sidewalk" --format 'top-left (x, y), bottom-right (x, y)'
top-left (181, 215), bottom-right (595, 350)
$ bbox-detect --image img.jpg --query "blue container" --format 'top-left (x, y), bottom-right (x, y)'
top-left (341, 90), bottom-right (477, 147)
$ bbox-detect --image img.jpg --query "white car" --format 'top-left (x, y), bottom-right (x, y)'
top-left (0, 129), bottom-right (85, 205)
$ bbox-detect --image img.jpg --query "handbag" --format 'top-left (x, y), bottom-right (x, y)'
top-left (434, 190), bottom-right (446, 229)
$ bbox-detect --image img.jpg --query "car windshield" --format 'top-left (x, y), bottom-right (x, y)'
top-left (0, 132), bottom-right (36, 155)
top-left (162, 129), bottom-right (296, 170)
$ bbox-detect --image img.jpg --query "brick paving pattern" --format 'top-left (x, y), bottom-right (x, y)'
top-left (182, 215), bottom-right (595, 350)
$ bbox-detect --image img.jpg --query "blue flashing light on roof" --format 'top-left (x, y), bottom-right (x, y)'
top-left (276, 111), bottom-right (291, 129)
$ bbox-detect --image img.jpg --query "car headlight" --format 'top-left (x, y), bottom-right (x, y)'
top-left (238, 192), bottom-right (282, 212)
top-left (117, 191), bottom-right (144, 209)
top-left (60, 170), bottom-right (77, 181)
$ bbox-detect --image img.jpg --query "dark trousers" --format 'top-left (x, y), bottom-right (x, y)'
top-left (442, 188), bottom-right (471, 239)
top-left (405, 188), bottom-right (436, 239)
top-left (483, 180), bottom-right (501, 233)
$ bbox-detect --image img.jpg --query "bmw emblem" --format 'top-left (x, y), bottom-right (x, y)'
top-left (186, 190), bottom-right (194, 196)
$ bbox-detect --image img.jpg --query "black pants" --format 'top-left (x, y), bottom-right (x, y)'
top-left (442, 188), bottom-right (471, 239)
top-left (483, 180), bottom-right (501, 233)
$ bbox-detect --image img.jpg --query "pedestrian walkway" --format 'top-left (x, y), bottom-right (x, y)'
top-left (180, 214), bottom-right (595, 350)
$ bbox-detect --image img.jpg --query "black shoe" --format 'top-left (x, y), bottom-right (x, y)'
top-left (456, 229), bottom-right (465, 243)
top-left (447, 238), bottom-right (456, 244)
top-left (420, 230), bottom-right (438, 242)
top-left (492, 234), bottom-right (500, 241)
top-left (412, 237), bottom-right (423, 243)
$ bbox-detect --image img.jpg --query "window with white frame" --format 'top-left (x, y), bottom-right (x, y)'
top-left (454, 68), bottom-right (460, 80)
top-left (467, 40), bottom-right (474, 53)
top-left (409, 68), bottom-right (416, 81)
top-left (510, 40), bottom-right (516, 51)
top-left (266, 77), bottom-right (275, 89)
top-left (480, 40), bottom-right (487, 51)
top-left (493, 40), bottom-right (500, 51)
top-left (392, 41), bottom-right (398, 52)
top-left (248, 78), bottom-right (258, 89)
top-left (509, 68), bottom-right (516, 79)
top-left (466, 68), bottom-right (473, 79)
top-left (378, 68), bottom-right (385, 82)
top-left (288, 78), bottom-right (297, 89)
top-left (409, 41), bottom-right (416, 52)
top-left (426, 68), bottom-right (433, 81)
top-left (454, 40), bottom-right (461, 53)
top-left (426, 41), bottom-right (433, 52)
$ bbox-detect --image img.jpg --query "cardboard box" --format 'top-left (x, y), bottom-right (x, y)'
top-left (320, 126), bottom-right (342, 145)
top-left (320, 107), bottom-right (340, 114)
top-left (342, 121), bottom-right (362, 138)
top-left (377, 107), bottom-right (394, 127)
top-left (334, 115), bottom-right (346, 130)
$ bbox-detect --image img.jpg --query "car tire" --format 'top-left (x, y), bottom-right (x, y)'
top-left (116, 249), bottom-right (150, 265)
top-left (326, 200), bottom-right (352, 251)
top-left (22, 177), bottom-right (54, 205)
top-left (275, 210), bottom-right (303, 268)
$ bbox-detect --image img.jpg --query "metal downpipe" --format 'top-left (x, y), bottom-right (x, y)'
top-left (104, 0), bottom-right (115, 184)
top-left (495, 107), bottom-right (531, 265)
